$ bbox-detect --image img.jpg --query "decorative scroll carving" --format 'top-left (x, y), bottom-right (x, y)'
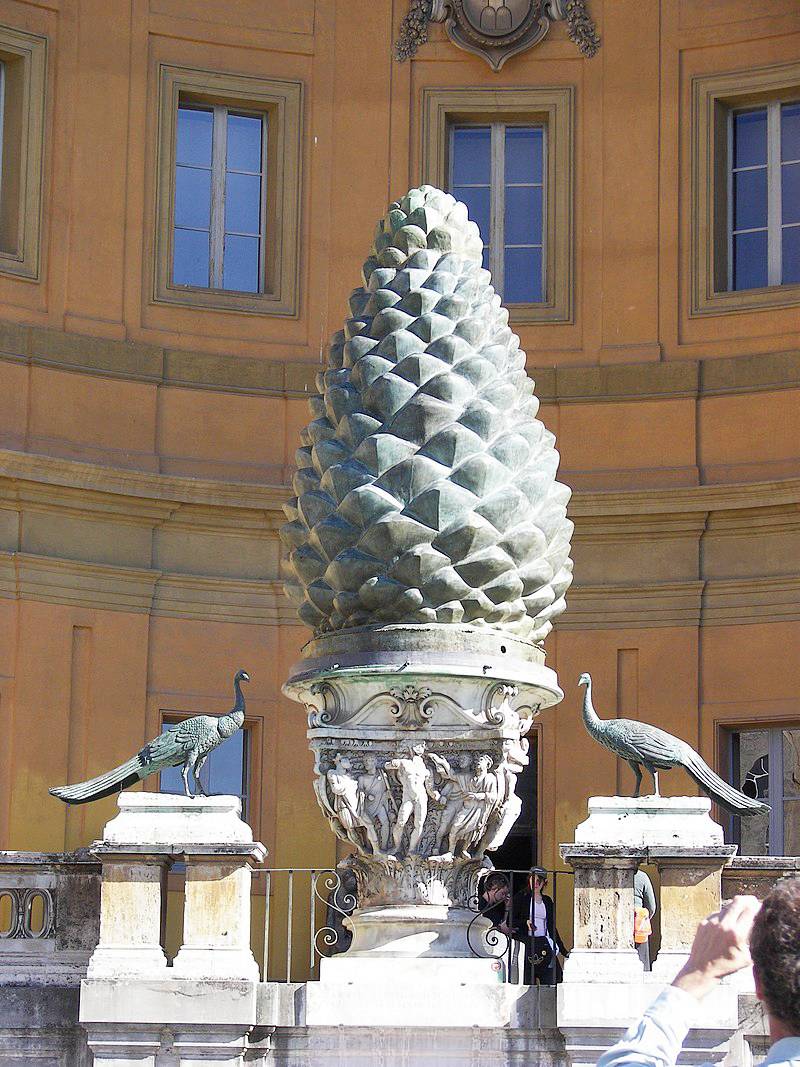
top-left (389, 685), bottom-right (435, 729)
top-left (395, 0), bottom-right (599, 68)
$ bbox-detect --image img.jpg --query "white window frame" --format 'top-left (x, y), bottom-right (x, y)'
top-left (448, 121), bottom-right (547, 305)
top-left (174, 102), bottom-right (269, 294)
top-left (728, 100), bottom-right (800, 290)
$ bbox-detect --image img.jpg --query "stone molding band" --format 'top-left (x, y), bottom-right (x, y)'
top-left (2, 319), bottom-right (800, 402)
top-left (2, 447), bottom-right (800, 627)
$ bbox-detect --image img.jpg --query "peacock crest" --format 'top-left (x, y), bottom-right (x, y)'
top-left (281, 185), bottom-right (573, 642)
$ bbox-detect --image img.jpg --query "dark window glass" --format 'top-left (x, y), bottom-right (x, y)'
top-left (173, 228), bottom-right (210, 287)
top-left (781, 102), bottom-right (800, 162)
top-left (505, 126), bottom-right (543, 185)
top-left (505, 247), bottom-right (542, 303)
top-left (450, 122), bottom-right (545, 305)
top-left (729, 726), bottom-right (800, 857)
top-left (782, 162), bottom-right (800, 225)
top-left (733, 168), bottom-right (768, 231)
top-left (733, 230), bottom-right (768, 290)
top-left (174, 167), bottom-right (211, 230)
top-left (223, 234), bottom-right (260, 293)
top-left (733, 109), bottom-right (767, 169)
top-left (225, 172), bottom-right (261, 235)
top-left (783, 226), bottom-right (800, 284)
top-left (176, 106), bottom-right (213, 167)
top-left (505, 186), bottom-right (543, 246)
top-left (451, 126), bottom-right (491, 185)
top-left (227, 113), bottom-right (262, 173)
top-left (172, 103), bottom-right (265, 292)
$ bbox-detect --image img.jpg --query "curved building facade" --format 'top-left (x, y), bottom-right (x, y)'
top-left (0, 0), bottom-right (799, 958)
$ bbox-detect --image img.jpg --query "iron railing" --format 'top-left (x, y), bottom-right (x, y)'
top-left (254, 866), bottom-right (574, 984)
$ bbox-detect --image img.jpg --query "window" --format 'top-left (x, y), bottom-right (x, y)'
top-left (173, 104), bottom-right (267, 294)
top-left (422, 86), bottom-right (573, 323)
top-left (450, 124), bottom-right (545, 304)
top-left (0, 24), bottom-right (47, 281)
top-left (692, 62), bottom-right (800, 315)
top-left (155, 66), bottom-right (302, 316)
top-left (729, 103), bottom-right (800, 291)
top-left (727, 726), bottom-right (800, 857)
top-left (158, 717), bottom-right (250, 821)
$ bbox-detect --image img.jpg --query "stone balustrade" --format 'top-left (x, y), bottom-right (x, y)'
top-left (0, 849), bottom-right (100, 985)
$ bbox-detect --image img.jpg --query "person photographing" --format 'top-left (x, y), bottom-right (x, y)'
top-left (597, 878), bottom-right (800, 1066)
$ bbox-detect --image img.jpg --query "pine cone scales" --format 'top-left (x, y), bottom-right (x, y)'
top-left (282, 186), bottom-right (573, 642)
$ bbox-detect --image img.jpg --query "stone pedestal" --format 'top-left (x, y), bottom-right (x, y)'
top-left (560, 845), bottom-right (644, 983)
top-left (563, 796), bottom-right (736, 984)
top-left (80, 792), bottom-right (267, 1066)
top-left (87, 793), bottom-right (265, 981)
top-left (284, 627), bottom-right (564, 964)
top-left (650, 847), bottom-right (736, 981)
top-left (171, 845), bottom-right (265, 980)
top-left (573, 795), bottom-right (725, 847)
top-left (87, 852), bottom-right (169, 979)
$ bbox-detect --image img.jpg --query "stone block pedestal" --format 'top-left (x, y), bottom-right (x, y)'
top-left (80, 792), bottom-right (267, 1067)
top-left (560, 845), bottom-right (644, 983)
top-left (650, 847), bottom-right (736, 981)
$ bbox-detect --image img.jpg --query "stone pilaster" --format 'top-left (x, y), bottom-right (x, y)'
top-left (560, 845), bottom-right (645, 983)
top-left (650, 846), bottom-right (736, 981)
top-left (172, 844), bottom-right (266, 980)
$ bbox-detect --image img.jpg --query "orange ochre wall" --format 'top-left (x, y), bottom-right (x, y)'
top-left (0, 0), bottom-right (799, 949)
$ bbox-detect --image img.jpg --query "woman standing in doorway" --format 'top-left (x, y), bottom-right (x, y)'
top-left (512, 867), bottom-right (569, 985)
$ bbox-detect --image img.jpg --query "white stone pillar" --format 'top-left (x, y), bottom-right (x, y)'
top-left (83, 1026), bottom-right (160, 1067)
top-left (560, 845), bottom-right (645, 983)
top-left (650, 846), bottom-right (736, 981)
top-left (87, 851), bottom-right (169, 978)
top-left (171, 844), bottom-right (266, 980)
top-left (171, 1026), bottom-right (252, 1066)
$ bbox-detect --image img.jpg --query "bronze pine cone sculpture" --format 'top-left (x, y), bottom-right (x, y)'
top-left (282, 186), bottom-right (573, 642)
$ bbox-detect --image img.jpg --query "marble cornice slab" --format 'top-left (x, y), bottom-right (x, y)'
top-left (2, 318), bottom-right (800, 403)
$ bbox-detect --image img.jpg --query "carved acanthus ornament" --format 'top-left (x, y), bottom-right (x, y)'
top-left (395, 0), bottom-right (599, 69)
top-left (389, 684), bottom-right (435, 728)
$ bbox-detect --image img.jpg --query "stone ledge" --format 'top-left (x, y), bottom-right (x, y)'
top-left (2, 318), bottom-right (800, 403)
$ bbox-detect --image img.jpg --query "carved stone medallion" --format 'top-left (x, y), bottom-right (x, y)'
top-left (445, 0), bottom-right (549, 70)
top-left (395, 0), bottom-right (600, 68)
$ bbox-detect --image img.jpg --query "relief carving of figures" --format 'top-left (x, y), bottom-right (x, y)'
top-left (479, 734), bottom-right (529, 853)
top-left (428, 751), bottom-right (474, 854)
top-left (446, 754), bottom-right (499, 859)
top-left (358, 754), bottom-right (394, 852)
top-left (317, 752), bottom-right (384, 856)
top-left (385, 741), bottom-right (440, 855)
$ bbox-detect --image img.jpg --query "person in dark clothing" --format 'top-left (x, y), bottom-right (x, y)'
top-left (512, 867), bottom-right (569, 985)
top-left (478, 871), bottom-right (512, 932)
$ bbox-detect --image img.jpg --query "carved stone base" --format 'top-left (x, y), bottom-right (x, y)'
top-left (284, 629), bottom-right (562, 962)
top-left (343, 904), bottom-right (496, 958)
top-left (345, 853), bottom-right (485, 908)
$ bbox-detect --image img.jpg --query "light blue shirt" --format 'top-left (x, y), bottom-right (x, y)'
top-left (597, 985), bottom-right (800, 1067)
